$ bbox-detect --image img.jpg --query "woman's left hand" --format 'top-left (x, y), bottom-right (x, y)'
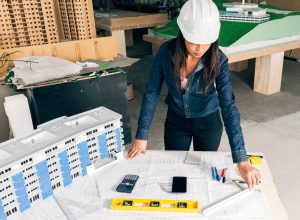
top-left (237, 161), bottom-right (261, 189)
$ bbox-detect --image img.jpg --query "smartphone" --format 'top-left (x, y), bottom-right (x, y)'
top-left (172, 176), bottom-right (187, 193)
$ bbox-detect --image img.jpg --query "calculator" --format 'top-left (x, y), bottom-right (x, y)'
top-left (116, 174), bottom-right (139, 193)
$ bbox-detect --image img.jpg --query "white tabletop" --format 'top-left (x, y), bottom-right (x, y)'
top-left (17, 151), bottom-right (288, 220)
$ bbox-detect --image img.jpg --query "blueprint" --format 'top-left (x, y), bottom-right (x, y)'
top-left (17, 151), bottom-right (273, 220)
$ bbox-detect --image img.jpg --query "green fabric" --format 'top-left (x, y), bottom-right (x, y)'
top-left (150, 3), bottom-right (300, 47)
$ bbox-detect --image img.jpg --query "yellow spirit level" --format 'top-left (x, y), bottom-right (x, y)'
top-left (111, 198), bottom-right (199, 213)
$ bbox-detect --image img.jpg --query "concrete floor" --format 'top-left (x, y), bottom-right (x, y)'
top-left (125, 46), bottom-right (300, 220)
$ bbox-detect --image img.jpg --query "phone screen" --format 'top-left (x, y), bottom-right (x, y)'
top-left (172, 176), bottom-right (187, 193)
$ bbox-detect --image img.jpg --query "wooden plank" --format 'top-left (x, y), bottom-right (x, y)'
top-left (228, 40), bottom-right (300, 63)
top-left (254, 52), bottom-right (284, 95)
top-left (0, 37), bottom-right (118, 76)
top-left (110, 14), bottom-right (169, 31)
top-left (95, 10), bottom-right (168, 31)
top-left (142, 34), bottom-right (300, 63)
top-left (94, 37), bottom-right (118, 60)
top-left (32, 46), bottom-right (53, 57)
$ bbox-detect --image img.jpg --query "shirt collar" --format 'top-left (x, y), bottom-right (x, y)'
top-left (194, 57), bottom-right (205, 73)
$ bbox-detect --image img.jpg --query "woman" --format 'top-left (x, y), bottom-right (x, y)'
top-left (128, 0), bottom-right (261, 188)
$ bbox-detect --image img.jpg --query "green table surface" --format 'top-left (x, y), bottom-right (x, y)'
top-left (150, 1), bottom-right (300, 47)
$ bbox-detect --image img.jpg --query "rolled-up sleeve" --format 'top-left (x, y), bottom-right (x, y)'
top-left (216, 55), bottom-right (247, 163)
top-left (135, 46), bottom-right (165, 140)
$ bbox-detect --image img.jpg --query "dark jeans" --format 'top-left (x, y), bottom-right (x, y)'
top-left (164, 108), bottom-right (223, 151)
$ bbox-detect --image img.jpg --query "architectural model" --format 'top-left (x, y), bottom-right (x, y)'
top-left (0, 0), bottom-right (96, 49)
top-left (0, 0), bottom-right (58, 49)
top-left (220, 2), bottom-right (270, 23)
top-left (0, 107), bottom-right (124, 219)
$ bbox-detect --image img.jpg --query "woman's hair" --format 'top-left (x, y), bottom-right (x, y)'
top-left (173, 31), bottom-right (220, 95)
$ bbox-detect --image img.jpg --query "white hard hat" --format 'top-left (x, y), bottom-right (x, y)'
top-left (177, 0), bottom-right (221, 44)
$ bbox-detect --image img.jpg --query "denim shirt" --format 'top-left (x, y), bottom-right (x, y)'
top-left (136, 38), bottom-right (247, 163)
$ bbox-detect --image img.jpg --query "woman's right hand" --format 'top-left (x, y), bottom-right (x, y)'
top-left (127, 139), bottom-right (147, 159)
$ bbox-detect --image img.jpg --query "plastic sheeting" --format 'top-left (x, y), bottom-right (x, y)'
top-left (13, 56), bottom-right (82, 86)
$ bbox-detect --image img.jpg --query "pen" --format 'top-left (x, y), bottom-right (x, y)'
top-left (232, 179), bottom-right (246, 190)
top-left (214, 167), bottom-right (220, 181)
top-left (247, 154), bottom-right (263, 158)
top-left (232, 179), bottom-right (247, 184)
top-left (211, 166), bottom-right (216, 181)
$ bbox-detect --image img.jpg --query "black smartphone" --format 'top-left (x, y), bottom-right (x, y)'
top-left (172, 176), bottom-right (187, 193)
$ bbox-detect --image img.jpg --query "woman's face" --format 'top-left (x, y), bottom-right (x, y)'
top-left (184, 40), bottom-right (211, 59)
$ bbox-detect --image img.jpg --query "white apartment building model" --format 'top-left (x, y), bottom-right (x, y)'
top-left (0, 107), bottom-right (124, 219)
top-left (220, 1), bottom-right (270, 23)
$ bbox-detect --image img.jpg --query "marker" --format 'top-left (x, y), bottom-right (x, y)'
top-left (221, 168), bottom-right (226, 183)
top-left (211, 167), bottom-right (216, 181)
top-left (214, 167), bottom-right (220, 181)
